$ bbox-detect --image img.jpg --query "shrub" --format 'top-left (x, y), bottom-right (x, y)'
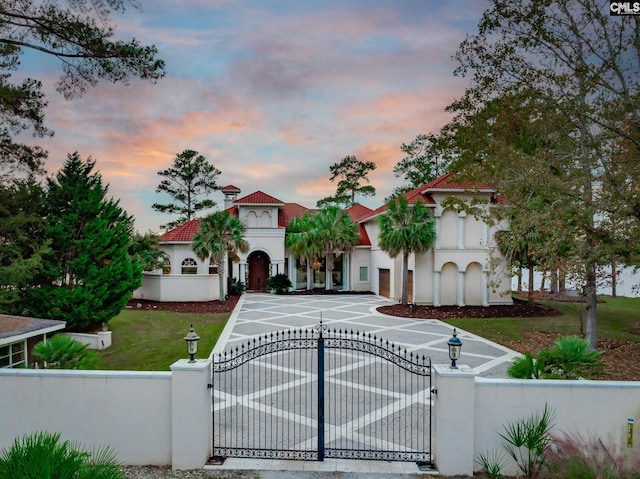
top-left (33, 334), bottom-right (101, 370)
top-left (266, 273), bottom-right (292, 294)
top-left (507, 336), bottom-right (604, 380)
top-left (544, 432), bottom-right (640, 479)
top-left (0, 431), bottom-right (125, 479)
top-left (227, 276), bottom-right (246, 295)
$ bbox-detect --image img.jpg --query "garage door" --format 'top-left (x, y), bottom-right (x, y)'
top-left (379, 269), bottom-right (390, 297)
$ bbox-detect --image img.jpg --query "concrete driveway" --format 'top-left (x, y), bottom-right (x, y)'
top-left (209, 293), bottom-right (519, 475)
top-left (215, 292), bottom-right (518, 378)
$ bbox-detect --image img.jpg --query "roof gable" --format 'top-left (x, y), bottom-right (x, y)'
top-left (159, 219), bottom-right (201, 242)
top-left (235, 191), bottom-right (284, 205)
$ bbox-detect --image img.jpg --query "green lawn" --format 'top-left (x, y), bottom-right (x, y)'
top-left (98, 309), bottom-right (230, 371)
top-left (443, 295), bottom-right (640, 343)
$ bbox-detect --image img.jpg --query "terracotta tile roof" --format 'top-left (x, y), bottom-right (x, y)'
top-left (159, 219), bottom-right (201, 242)
top-left (279, 203), bottom-right (311, 227)
top-left (346, 203), bottom-right (374, 222)
top-left (221, 185), bottom-right (241, 193)
top-left (235, 191), bottom-right (284, 205)
top-left (356, 224), bottom-right (371, 246)
top-left (359, 173), bottom-right (494, 222)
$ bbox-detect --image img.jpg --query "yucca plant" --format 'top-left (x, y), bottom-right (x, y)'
top-left (33, 334), bottom-right (101, 369)
top-left (0, 431), bottom-right (125, 479)
top-left (498, 404), bottom-right (555, 478)
top-left (475, 449), bottom-right (508, 479)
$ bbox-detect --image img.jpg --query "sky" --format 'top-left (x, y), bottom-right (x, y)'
top-left (21, 0), bottom-right (490, 233)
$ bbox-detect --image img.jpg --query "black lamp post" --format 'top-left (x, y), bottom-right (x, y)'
top-left (447, 328), bottom-right (463, 369)
top-left (184, 324), bottom-right (200, 363)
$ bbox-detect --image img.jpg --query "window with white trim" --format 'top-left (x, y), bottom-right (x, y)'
top-left (181, 258), bottom-right (198, 275)
top-left (0, 341), bottom-right (26, 368)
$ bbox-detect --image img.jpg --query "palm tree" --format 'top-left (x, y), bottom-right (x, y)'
top-left (313, 206), bottom-right (359, 289)
top-left (285, 206), bottom-right (359, 290)
top-left (192, 211), bottom-right (249, 303)
top-left (378, 196), bottom-right (435, 304)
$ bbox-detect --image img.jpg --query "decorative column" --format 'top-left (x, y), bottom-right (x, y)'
top-left (433, 271), bottom-right (441, 307)
top-left (458, 271), bottom-right (465, 307)
top-left (482, 270), bottom-right (490, 306)
top-left (239, 262), bottom-right (246, 285)
top-left (434, 216), bottom-right (441, 249)
top-left (457, 211), bottom-right (466, 249)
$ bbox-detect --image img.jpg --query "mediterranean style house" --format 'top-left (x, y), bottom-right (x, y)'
top-left (133, 173), bottom-right (513, 306)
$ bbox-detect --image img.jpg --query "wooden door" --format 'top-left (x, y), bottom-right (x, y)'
top-left (379, 269), bottom-right (390, 297)
top-left (248, 252), bottom-right (270, 290)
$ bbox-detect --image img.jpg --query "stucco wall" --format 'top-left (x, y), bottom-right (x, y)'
top-left (0, 369), bottom-right (172, 465)
top-left (133, 272), bottom-right (220, 301)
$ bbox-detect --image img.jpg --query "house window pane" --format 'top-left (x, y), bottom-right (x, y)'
top-left (11, 342), bottom-right (25, 367)
top-left (359, 266), bottom-right (369, 282)
top-left (0, 345), bottom-right (10, 368)
top-left (208, 265), bottom-right (218, 275)
top-left (181, 258), bottom-right (198, 275)
top-left (162, 259), bottom-right (171, 275)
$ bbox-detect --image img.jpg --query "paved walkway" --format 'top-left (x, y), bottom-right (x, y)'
top-left (209, 293), bottom-right (519, 475)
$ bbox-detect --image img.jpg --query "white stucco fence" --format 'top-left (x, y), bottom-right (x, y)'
top-left (433, 365), bottom-right (640, 476)
top-left (133, 273), bottom-right (220, 302)
top-left (1, 361), bottom-right (639, 473)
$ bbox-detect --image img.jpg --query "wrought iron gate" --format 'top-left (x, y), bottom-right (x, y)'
top-left (211, 322), bottom-right (432, 464)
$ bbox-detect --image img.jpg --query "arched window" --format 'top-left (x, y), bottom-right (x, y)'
top-left (162, 259), bottom-right (171, 275)
top-left (181, 258), bottom-right (198, 275)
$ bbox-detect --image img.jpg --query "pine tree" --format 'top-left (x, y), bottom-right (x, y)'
top-left (27, 152), bottom-right (142, 330)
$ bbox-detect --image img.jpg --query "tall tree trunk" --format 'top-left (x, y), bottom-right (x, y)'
top-left (517, 266), bottom-right (523, 292)
top-left (611, 262), bottom-right (617, 298)
top-left (401, 251), bottom-right (409, 305)
top-left (527, 262), bottom-right (535, 304)
top-left (550, 269), bottom-right (558, 294)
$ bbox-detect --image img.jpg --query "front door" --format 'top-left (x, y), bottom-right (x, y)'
top-left (247, 251), bottom-right (270, 290)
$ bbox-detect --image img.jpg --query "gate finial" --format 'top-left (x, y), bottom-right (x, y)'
top-left (314, 313), bottom-right (327, 338)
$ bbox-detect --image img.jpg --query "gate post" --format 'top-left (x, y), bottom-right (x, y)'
top-left (317, 330), bottom-right (325, 461)
top-left (432, 364), bottom-right (477, 476)
top-left (170, 358), bottom-right (213, 470)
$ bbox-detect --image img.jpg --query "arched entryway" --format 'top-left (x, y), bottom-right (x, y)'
top-left (247, 251), bottom-right (270, 291)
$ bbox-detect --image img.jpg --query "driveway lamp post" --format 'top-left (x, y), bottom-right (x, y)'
top-left (447, 328), bottom-right (462, 369)
top-left (184, 324), bottom-right (200, 363)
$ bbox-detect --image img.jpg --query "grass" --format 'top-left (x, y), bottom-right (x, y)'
top-left (98, 309), bottom-right (230, 371)
top-left (443, 295), bottom-right (640, 343)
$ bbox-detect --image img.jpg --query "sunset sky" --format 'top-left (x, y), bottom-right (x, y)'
top-left (22, 0), bottom-right (490, 233)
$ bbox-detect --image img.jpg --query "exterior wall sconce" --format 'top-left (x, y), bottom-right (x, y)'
top-left (447, 328), bottom-right (463, 369)
top-left (184, 324), bottom-right (200, 363)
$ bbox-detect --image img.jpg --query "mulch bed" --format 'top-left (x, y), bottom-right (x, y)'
top-left (126, 294), bottom-right (239, 314)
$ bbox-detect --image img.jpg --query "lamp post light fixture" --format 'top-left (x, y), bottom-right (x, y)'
top-left (184, 324), bottom-right (200, 363)
top-left (447, 328), bottom-right (463, 369)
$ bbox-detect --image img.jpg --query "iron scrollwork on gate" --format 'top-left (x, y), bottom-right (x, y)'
top-left (211, 322), bottom-right (432, 465)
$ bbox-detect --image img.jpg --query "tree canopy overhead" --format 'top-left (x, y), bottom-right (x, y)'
top-left (0, 0), bottom-right (165, 177)
top-left (445, 0), bottom-right (640, 348)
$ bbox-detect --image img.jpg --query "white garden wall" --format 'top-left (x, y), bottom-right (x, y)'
top-left (0, 369), bottom-right (172, 465)
top-left (133, 272), bottom-right (220, 302)
top-left (433, 365), bottom-right (640, 476)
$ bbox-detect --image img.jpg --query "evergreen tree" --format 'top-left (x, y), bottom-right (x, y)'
top-left (317, 155), bottom-right (376, 207)
top-left (27, 152), bottom-right (141, 330)
top-left (390, 133), bottom-right (451, 198)
top-left (152, 149), bottom-right (222, 230)
top-left (0, 177), bottom-right (50, 314)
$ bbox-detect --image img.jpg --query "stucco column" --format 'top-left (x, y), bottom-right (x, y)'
top-left (434, 217), bottom-right (441, 249)
top-left (482, 270), bottom-right (490, 306)
top-left (457, 211), bottom-right (466, 249)
top-left (239, 262), bottom-right (246, 285)
top-left (458, 271), bottom-right (465, 307)
top-left (433, 271), bottom-right (441, 307)
top-left (432, 364), bottom-right (477, 476)
top-left (170, 358), bottom-right (212, 470)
